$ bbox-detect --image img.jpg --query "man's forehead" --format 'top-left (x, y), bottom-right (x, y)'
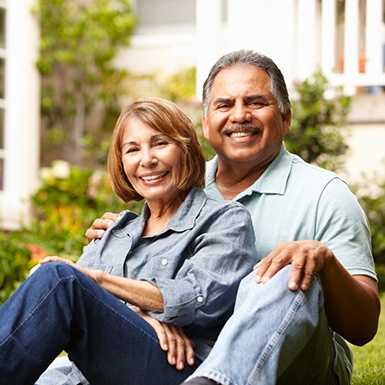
top-left (212, 66), bottom-right (269, 89)
top-left (210, 69), bottom-right (272, 101)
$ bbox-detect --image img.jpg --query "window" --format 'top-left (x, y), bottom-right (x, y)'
top-left (0, 5), bottom-right (5, 191)
top-left (136, 0), bottom-right (195, 28)
top-left (0, 6), bottom-right (4, 48)
top-left (133, 0), bottom-right (227, 34)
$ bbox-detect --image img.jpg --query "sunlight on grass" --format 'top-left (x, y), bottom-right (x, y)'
top-left (350, 292), bottom-right (385, 385)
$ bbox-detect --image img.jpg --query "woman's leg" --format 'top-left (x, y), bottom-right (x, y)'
top-left (0, 263), bottom-right (200, 385)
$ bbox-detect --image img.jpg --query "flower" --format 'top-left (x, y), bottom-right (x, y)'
top-left (26, 244), bottom-right (50, 263)
top-left (51, 160), bottom-right (71, 179)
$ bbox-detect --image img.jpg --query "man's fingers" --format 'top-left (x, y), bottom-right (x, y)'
top-left (100, 212), bottom-right (121, 221)
top-left (85, 214), bottom-right (121, 244)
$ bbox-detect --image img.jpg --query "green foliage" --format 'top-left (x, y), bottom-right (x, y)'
top-left (356, 177), bottom-right (385, 291)
top-left (33, 0), bottom-right (137, 165)
top-left (0, 160), bottom-right (143, 304)
top-left (286, 71), bottom-right (351, 171)
top-left (0, 231), bottom-right (33, 304)
top-left (159, 67), bottom-right (197, 102)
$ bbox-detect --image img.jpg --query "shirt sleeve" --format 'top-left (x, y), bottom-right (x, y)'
top-left (315, 177), bottom-right (377, 280)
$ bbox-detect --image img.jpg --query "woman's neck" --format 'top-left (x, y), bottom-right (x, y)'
top-left (142, 192), bottom-right (187, 236)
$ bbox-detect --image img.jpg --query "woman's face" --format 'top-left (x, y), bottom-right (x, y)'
top-left (121, 117), bottom-right (183, 206)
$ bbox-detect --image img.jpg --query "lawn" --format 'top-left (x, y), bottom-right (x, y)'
top-left (350, 292), bottom-right (385, 384)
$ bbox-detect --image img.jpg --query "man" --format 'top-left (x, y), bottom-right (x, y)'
top-left (87, 50), bottom-right (380, 384)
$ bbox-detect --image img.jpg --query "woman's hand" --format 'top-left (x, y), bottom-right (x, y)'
top-left (254, 240), bottom-right (333, 291)
top-left (29, 256), bottom-right (96, 281)
top-left (130, 306), bottom-right (195, 370)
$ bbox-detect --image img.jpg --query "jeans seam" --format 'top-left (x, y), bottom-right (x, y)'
top-left (0, 278), bottom-right (64, 349)
top-left (250, 290), bottom-right (306, 383)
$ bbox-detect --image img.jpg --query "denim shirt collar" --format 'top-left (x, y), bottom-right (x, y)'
top-left (205, 143), bottom-right (292, 200)
top-left (113, 187), bottom-right (206, 238)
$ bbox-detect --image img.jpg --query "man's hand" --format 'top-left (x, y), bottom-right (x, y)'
top-left (85, 212), bottom-right (120, 246)
top-left (130, 306), bottom-right (195, 370)
top-left (254, 240), bottom-right (334, 291)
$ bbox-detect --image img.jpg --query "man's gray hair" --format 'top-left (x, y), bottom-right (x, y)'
top-left (202, 50), bottom-right (291, 116)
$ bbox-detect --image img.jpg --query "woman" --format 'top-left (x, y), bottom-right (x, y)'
top-left (0, 98), bottom-right (257, 385)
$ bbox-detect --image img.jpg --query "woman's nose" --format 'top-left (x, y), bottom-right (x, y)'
top-left (140, 149), bottom-right (157, 167)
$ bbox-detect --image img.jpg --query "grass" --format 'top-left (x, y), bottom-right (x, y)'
top-left (350, 292), bottom-right (385, 384)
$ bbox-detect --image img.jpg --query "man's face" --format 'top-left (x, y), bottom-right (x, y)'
top-left (203, 64), bottom-right (291, 170)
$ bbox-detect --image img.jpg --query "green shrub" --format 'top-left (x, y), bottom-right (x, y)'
top-left (285, 71), bottom-right (351, 172)
top-left (0, 160), bottom-right (143, 304)
top-left (357, 177), bottom-right (385, 291)
top-left (0, 231), bottom-right (33, 304)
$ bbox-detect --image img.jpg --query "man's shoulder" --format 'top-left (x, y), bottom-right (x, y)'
top-left (288, 152), bottom-right (339, 184)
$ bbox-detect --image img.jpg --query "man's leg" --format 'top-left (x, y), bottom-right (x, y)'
top-left (183, 266), bottom-right (340, 385)
top-left (0, 263), bottom-right (200, 385)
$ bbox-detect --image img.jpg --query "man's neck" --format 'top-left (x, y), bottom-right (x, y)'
top-left (215, 162), bottom-right (267, 200)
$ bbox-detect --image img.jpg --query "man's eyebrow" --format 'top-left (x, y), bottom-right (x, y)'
top-left (212, 97), bottom-right (232, 105)
top-left (245, 94), bottom-right (269, 102)
top-left (212, 94), bottom-right (270, 105)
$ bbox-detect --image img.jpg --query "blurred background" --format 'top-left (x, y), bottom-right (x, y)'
top-left (0, 0), bottom-right (385, 300)
top-left (1, 2), bottom-right (385, 382)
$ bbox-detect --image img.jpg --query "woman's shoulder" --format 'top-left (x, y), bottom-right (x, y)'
top-left (199, 189), bottom-right (250, 215)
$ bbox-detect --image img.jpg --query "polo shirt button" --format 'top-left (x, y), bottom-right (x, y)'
top-left (197, 296), bottom-right (204, 303)
top-left (161, 259), bottom-right (168, 266)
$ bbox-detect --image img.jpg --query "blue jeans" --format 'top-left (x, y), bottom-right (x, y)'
top-left (188, 266), bottom-right (347, 385)
top-left (0, 263), bottom-right (200, 385)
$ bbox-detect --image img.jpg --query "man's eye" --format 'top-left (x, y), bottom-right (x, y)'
top-left (217, 104), bottom-right (230, 111)
top-left (250, 101), bottom-right (265, 108)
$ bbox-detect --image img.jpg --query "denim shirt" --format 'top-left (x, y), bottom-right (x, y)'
top-left (77, 187), bottom-right (257, 359)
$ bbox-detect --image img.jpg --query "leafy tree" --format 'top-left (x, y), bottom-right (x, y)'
top-left (33, 0), bottom-right (137, 165)
top-left (356, 175), bottom-right (385, 291)
top-left (285, 71), bottom-right (351, 171)
top-left (159, 67), bottom-right (197, 102)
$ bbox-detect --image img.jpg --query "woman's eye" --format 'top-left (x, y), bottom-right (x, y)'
top-left (154, 140), bottom-right (168, 147)
top-left (125, 147), bottom-right (138, 154)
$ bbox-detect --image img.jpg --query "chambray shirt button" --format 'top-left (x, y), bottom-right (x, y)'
top-left (161, 259), bottom-right (168, 266)
top-left (197, 296), bottom-right (204, 303)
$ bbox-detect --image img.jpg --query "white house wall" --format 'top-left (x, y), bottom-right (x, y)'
top-left (0, 0), bottom-right (40, 230)
top-left (2, 0), bottom-right (385, 229)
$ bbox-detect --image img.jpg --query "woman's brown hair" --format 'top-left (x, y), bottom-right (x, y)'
top-left (108, 97), bottom-right (206, 203)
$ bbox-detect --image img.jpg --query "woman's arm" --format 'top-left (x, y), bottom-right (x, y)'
top-left (35, 256), bottom-right (165, 312)
top-left (92, 270), bottom-right (164, 312)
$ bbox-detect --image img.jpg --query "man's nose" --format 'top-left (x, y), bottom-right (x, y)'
top-left (230, 104), bottom-right (252, 122)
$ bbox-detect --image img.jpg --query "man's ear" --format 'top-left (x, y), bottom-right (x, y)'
top-left (282, 109), bottom-right (292, 135)
top-left (202, 116), bottom-right (210, 140)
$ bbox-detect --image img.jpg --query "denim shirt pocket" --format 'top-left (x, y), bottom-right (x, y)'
top-left (143, 254), bottom-right (184, 279)
top-left (77, 261), bottom-right (116, 275)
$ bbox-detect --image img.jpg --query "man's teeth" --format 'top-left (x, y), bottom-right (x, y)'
top-left (230, 132), bottom-right (252, 138)
top-left (142, 172), bottom-right (167, 181)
